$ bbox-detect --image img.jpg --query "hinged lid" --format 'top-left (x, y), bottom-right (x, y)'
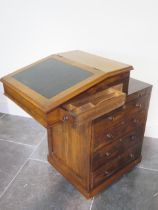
top-left (0, 50), bottom-right (133, 113)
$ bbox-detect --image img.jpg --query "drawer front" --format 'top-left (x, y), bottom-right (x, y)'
top-left (94, 94), bottom-right (149, 133)
top-left (92, 132), bottom-right (141, 171)
top-left (93, 114), bottom-right (145, 151)
top-left (123, 94), bottom-right (150, 114)
top-left (126, 87), bottom-right (151, 103)
top-left (93, 96), bottom-right (148, 151)
top-left (92, 145), bottom-right (141, 188)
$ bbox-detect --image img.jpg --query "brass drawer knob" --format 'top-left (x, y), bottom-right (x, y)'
top-left (104, 171), bottom-right (109, 175)
top-left (107, 116), bottom-right (114, 121)
top-left (136, 103), bottom-right (142, 108)
top-left (138, 93), bottom-right (143, 97)
top-left (63, 116), bottom-right (69, 121)
top-left (122, 105), bottom-right (126, 110)
top-left (105, 152), bottom-right (110, 157)
top-left (118, 155), bottom-right (121, 160)
top-left (133, 119), bottom-right (139, 123)
top-left (106, 133), bottom-right (113, 139)
top-left (130, 135), bottom-right (136, 140)
top-left (121, 121), bottom-right (125, 125)
top-left (129, 153), bottom-right (134, 158)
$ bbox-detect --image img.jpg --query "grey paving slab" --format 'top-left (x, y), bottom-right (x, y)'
top-left (138, 137), bottom-right (158, 170)
top-left (0, 160), bottom-right (92, 210)
top-left (0, 111), bottom-right (158, 210)
top-left (0, 114), bottom-right (46, 145)
top-left (0, 140), bottom-right (33, 196)
top-left (0, 113), bottom-right (5, 118)
top-left (31, 137), bottom-right (48, 162)
top-left (92, 168), bottom-right (158, 210)
top-left (150, 194), bottom-right (158, 210)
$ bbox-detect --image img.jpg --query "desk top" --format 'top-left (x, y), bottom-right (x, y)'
top-left (13, 58), bottom-right (93, 99)
top-left (1, 51), bottom-right (133, 112)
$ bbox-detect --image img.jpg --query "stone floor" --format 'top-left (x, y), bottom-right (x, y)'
top-left (0, 113), bottom-right (158, 210)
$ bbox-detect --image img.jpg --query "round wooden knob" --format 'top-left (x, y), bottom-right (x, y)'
top-left (119, 138), bottom-right (123, 142)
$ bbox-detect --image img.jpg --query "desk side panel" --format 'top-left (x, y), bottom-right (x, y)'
top-left (3, 83), bottom-right (47, 127)
top-left (47, 120), bottom-right (92, 191)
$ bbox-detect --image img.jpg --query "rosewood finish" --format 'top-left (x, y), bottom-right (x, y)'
top-left (0, 51), bottom-right (152, 198)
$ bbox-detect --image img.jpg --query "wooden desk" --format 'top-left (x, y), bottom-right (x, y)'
top-left (0, 51), bottom-right (152, 198)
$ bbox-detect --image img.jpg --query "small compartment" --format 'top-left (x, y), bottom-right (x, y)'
top-left (63, 86), bottom-right (126, 125)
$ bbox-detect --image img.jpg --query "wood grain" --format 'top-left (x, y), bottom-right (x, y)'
top-left (1, 51), bottom-right (132, 112)
top-left (0, 50), bottom-right (152, 199)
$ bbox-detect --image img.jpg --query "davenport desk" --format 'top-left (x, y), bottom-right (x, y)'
top-left (0, 51), bottom-right (152, 198)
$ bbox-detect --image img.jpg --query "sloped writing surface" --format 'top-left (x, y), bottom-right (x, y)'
top-left (13, 58), bottom-right (93, 98)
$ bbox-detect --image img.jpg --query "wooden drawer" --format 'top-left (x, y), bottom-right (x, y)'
top-left (94, 94), bottom-right (149, 132)
top-left (63, 87), bottom-right (126, 126)
top-left (92, 132), bottom-right (141, 171)
top-left (93, 93), bottom-right (149, 150)
top-left (126, 87), bottom-right (151, 103)
top-left (92, 145), bottom-right (141, 188)
top-left (93, 111), bottom-right (146, 151)
top-left (124, 94), bottom-right (150, 114)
